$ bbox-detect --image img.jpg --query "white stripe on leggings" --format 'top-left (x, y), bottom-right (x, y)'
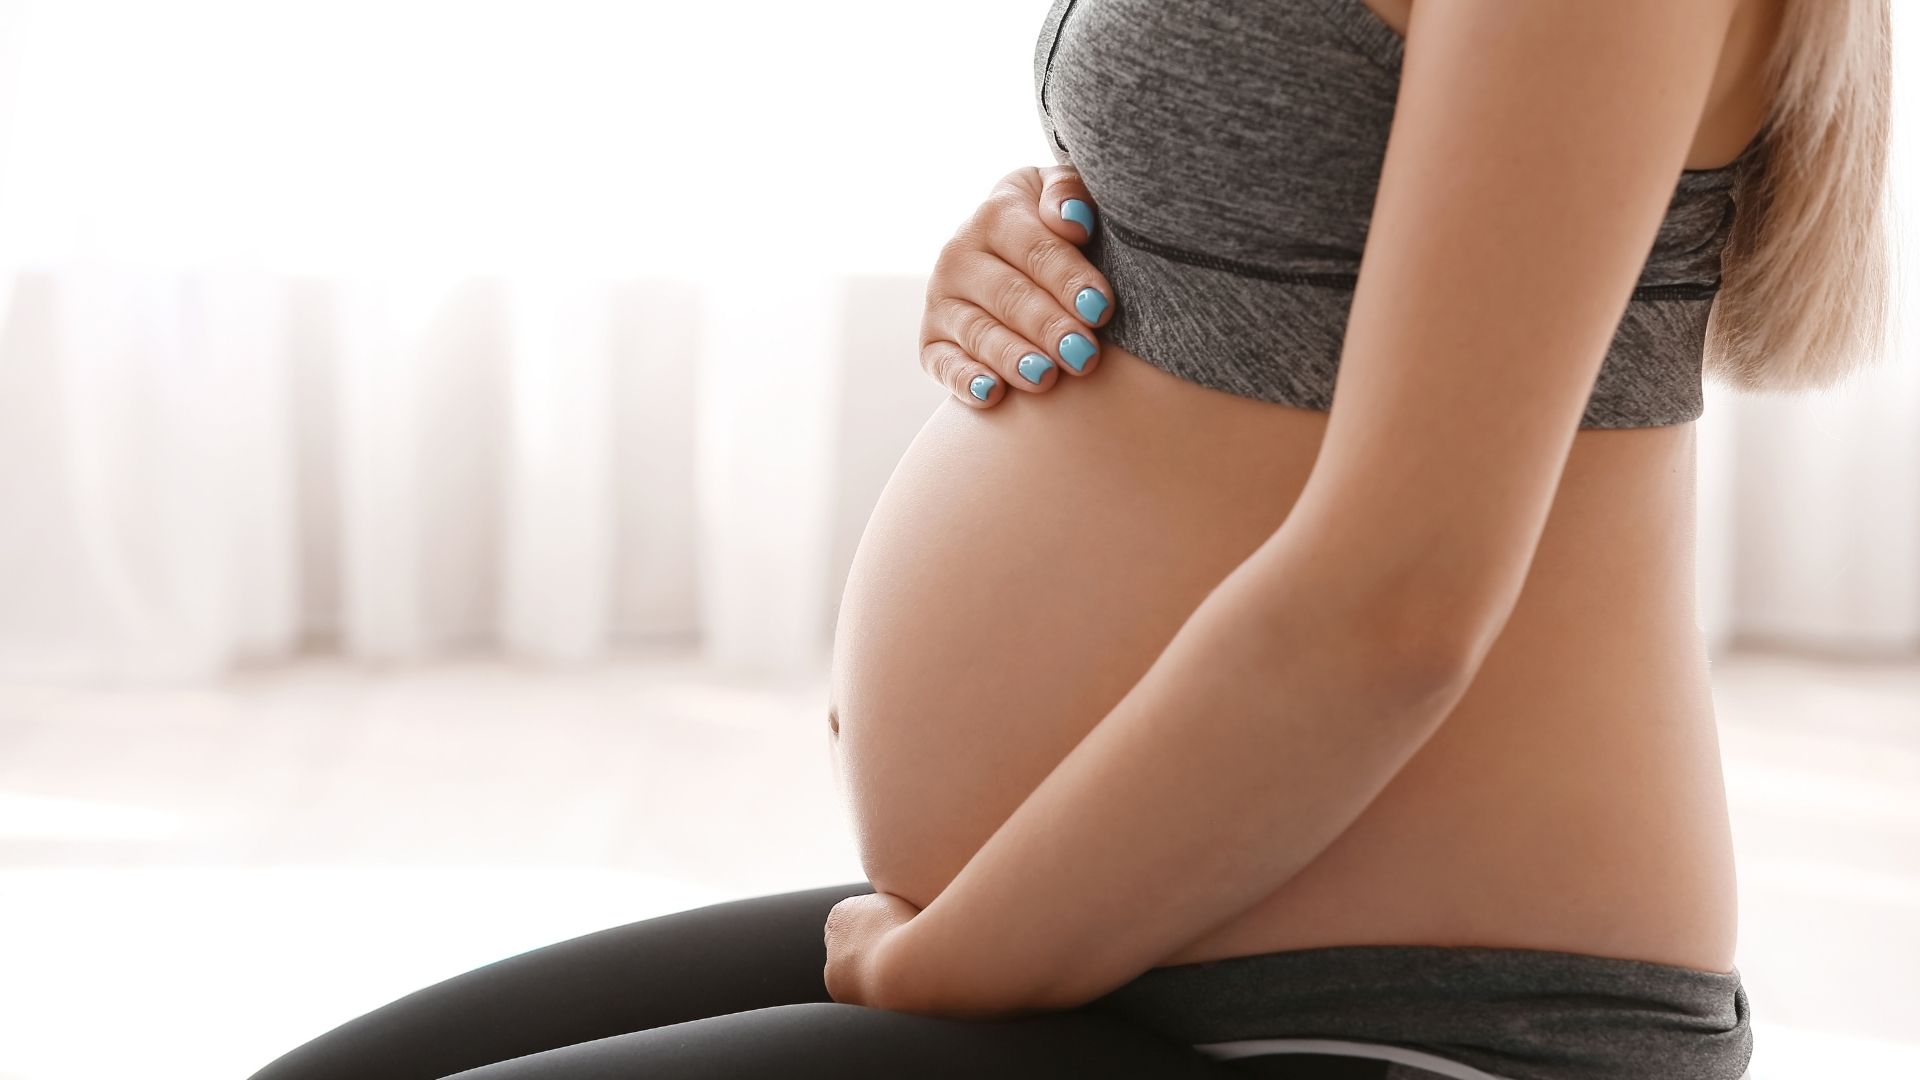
top-left (1193, 1037), bottom-right (1519, 1080)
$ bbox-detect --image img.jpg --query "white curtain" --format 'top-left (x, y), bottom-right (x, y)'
top-left (0, 0), bottom-right (1916, 684)
top-left (0, 0), bottom-right (1033, 681)
top-left (0, 259), bottom-right (968, 682)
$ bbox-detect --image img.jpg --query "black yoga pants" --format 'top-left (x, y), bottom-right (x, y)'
top-left (243, 881), bottom-right (1373, 1080)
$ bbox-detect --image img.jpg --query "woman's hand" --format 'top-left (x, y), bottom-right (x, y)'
top-left (822, 890), bottom-right (922, 1009)
top-left (921, 164), bottom-right (1116, 407)
top-left (823, 890), bottom-right (1050, 1020)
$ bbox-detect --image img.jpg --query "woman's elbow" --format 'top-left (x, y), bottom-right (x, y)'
top-left (1353, 586), bottom-right (1502, 703)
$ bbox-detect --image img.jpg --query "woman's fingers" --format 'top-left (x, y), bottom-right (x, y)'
top-left (941, 247), bottom-right (1100, 382)
top-left (977, 177), bottom-right (1115, 344)
top-left (920, 164), bottom-right (1116, 406)
top-left (1038, 164), bottom-right (1097, 243)
top-left (920, 339), bottom-right (1004, 408)
top-left (971, 217), bottom-right (1110, 379)
top-left (1002, 163), bottom-right (1097, 243)
top-left (924, 287), bottom-right (1063, 395)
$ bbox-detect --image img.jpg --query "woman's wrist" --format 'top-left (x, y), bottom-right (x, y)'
top-left (870, 917), bottom-right (931, 1013)
top-left (872, 905), bottom-right (1058, 1020)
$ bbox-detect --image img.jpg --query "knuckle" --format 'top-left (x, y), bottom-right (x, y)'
top-left (1022, 236), bottom-right (1079, 288)
top-left (925, 343), bottom-right (964, 392)
top-left (946, 359), bottom-right (980, 401)
top-left (930, 244), bottom-right (972, 291)
top-left (950, 214), bottom-right (991, 252)
top-left (949, 304), bottom-right (995, 353)
top-left (923, 295), bottom-right (967, 335)
top-left (985, 272), bottom-right (1030, 323)
top-left (928, 241), bottom-right (956, 279)
top-left (982, 186), bottom-right (1031, 219)
top-left (993, 165), bottom-right (1040, 198)
top-left (942, 243), bottom-right (993, 284)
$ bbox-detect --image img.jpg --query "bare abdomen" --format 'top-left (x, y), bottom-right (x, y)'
top-left (828, 345), bottom-right (1738, 974)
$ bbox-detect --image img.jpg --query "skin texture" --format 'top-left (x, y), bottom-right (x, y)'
top-left (826, 0), bottom-right (1778, 1016)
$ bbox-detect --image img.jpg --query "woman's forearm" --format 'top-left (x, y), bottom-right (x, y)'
top-left (876, 521), bottom-right (1481, 1017)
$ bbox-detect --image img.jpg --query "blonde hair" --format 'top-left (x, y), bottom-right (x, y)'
top-left (1705, 0), bottom-right (1893, 391)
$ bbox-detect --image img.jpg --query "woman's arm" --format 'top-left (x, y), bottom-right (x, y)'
top-left (835, 0), bottom-right (1746, 1017)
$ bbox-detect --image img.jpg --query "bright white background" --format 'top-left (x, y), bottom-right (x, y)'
top-left (0, 0), bottom-right (1056, 681)
top-left (0, 2), bottom-right (1914, 1078)
top-left (0, 0), bottom-right (1914, 682)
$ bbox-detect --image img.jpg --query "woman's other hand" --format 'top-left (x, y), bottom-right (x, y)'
top-left (920, 164), bottom-right (1115, 407)
top-left (822, 890), bottom-right (922, 1009)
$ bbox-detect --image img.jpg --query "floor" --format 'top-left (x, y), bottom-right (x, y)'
top-left (0, 647), bottom-right (1914, 1079)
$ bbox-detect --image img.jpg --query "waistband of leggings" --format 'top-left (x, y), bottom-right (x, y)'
top-left (1086, 943), bottom-right (1753, 1080)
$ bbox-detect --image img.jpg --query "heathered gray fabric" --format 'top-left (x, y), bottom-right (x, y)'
top-left (1032, 0), bottom-right (1764, 428)
top-left (1088, 943), bottom-right (1754, 1080)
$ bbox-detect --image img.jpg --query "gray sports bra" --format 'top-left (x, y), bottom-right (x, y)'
top-left (1033, 0), bottom-right (1766, 428)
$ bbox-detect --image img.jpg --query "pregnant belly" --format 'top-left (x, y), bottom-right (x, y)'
top-left (829, 345), bottom-right (1739, 974)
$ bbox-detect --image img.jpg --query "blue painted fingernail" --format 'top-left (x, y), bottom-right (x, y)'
top-left (1059, 332), bottom-right (1097, 372)
top-left (1075, 287), bottom-right (1109, 324)
top-left (1017, 352), bottom-right (1054, 384)
top-left (1061, 198), bottom-right (1096, 239)
top-left (969, 374), bottom-right (996, 401)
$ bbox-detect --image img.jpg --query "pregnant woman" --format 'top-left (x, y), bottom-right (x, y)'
top-left (249, 0), bottom-right (1890, 1077)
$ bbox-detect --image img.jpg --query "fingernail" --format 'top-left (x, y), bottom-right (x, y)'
top-left (1075, 287), bottom-right (1109, 324)
top-left (969, 374), bottom-right (997, 401)
top-left (1059, 332), bottom-right (1097, 372)
top-left (1017, 352), bottom-right (1055, 384)
top-left (1061, 198), bottom-right (1096, 239)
